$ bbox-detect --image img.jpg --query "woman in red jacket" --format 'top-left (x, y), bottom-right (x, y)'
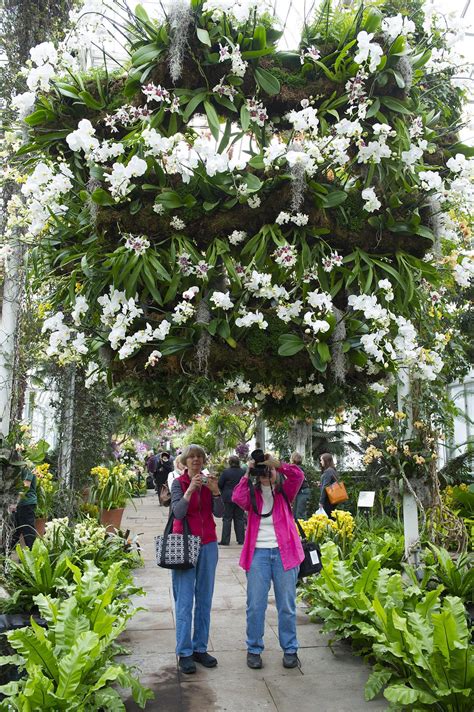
top-left (170, 444), bottom-right (224, 674)
top-left (232, 449), bottom-right (304, 671)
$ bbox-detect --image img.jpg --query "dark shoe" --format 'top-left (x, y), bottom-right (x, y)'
top-left (193, 651), bottom-right (218, 668)
top-left (218, 541), bottom-right (229, 545)
top-left (247, 652), bottom-right (263, 669)
top-left (282, 652), bottom-right (299, 669)
top-left (178, 655), bottom-right (196, 674)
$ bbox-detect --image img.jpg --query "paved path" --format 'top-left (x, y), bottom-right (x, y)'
top-left (119, 492), bottom-right (387, 712)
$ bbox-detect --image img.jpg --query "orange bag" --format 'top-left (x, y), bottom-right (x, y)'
top-left (325, 480), bottom-right (349, 505)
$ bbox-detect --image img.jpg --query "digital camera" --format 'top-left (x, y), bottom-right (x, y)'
top-left (248, 449), bottom-right (268, 481)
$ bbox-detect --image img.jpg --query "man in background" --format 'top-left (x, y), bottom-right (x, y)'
top-left (218, 455), bottom-right (246, 545)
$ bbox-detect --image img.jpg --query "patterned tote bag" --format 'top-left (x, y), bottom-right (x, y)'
top-left (155, 510), bottom-right (201, 570)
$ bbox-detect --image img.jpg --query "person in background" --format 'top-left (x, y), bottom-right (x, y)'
top-left (170, 444), bottom-right (224, 674)
top-left (9, 463), bottom-right (38, 549)
top-left (167, 453), bottom-right (185, 491)
top-left (291, 452), bottom-right (310, 521)
top-left (218, 455), bottom-right (246, 545)
top-left (319, 452), bottom-right (338, 518)
top-left (153, 451), bottom-right (173, 498)
top-left (232, 450), bottom-right (304, 671)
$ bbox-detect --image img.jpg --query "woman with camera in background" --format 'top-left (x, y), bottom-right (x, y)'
top-left (170, 443), bottom-right (224, 674)
top-left (232, 449), bottom-right (304, 670)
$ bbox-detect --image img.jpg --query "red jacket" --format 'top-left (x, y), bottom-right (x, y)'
top-left (172, 472), bottom-right (218, 545)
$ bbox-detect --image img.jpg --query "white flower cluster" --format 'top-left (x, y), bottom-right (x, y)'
top-left (104, 156), bottom-right (148, 198)
top-left (247, 97), bottom-right (268, 127)
top-left (124, 233), bottom-right (150, 255)
top-left (244, 270), bottom-right (288, 300)
top-left (66, 119), bottom-right (99, 155)
top-left (223, 375), bottom-right (252, 395)
top-left (382, 14), bottom-right (416, 42)
top-left (203, 0), bottom-right (271, 23)
top-left (361, 187), bottom-right (381, 213)
top-left (287, 104), bottom-right (319, 133)
top-left (104, 104), bottom-right (151, 132)
top-left (354, 31), bottom-right (383, 73)
top-left (219, 42), bottom-right (247, 77)
top-left (276, 212), bottom-right (309, 226)
top-left (235, 309), bottom-right (268, 330)
top-left (453, 251), bottom-right (474, 288)
top-left (26, 41), bottom-right (57, 92)
top-left (73, 517), bottom-right (106, 551)
top-left (172, 300), bottom-right (195, 325)
top-left (228, 230), bottom-right (247, 245)
top-left (273, 244), bottom-right (297, 269)
top-left (145, 350), bottom-right (162, 368)
top-left (43, 517), bottom-right (69, 545)
top-left (89, 140), bottom-right (125, 164)
top-left (21, 161), bottom-right (73, 236)
top-left (348, 293), bottom-right (446, 381)
top-left (210, 291), bottom-right (234, 310)
top-left (322, 252), bottom-right (343, 273)
top-left (276, 301), bottom-right (303, 323)
top-left (300, 45), bottom-right (321, 64)
top-left (358, 124), bottom-right (394, 164)
top-left (97, 287), bottom-right (171, 358)
top-left (294, 375), bottom-right (325, 396)
top-left (42, 309), bottom-right (88, 358)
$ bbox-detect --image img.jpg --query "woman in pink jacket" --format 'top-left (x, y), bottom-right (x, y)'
top-left (232, 449), bottom-right (304, 671)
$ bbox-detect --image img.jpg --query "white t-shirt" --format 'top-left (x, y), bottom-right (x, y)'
top-left (167, 470), bottom-right (180, 491)
top-left (255, 484), bottom-right (278, 548)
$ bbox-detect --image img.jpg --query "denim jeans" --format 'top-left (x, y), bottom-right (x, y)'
top-left (246, 547), bottom-right (299, 654)
top-left (172, 541), bottom-right (218, 657)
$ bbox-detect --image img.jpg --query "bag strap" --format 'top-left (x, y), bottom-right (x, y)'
top-left (248, 478), bottom-right (274, 518)
top-left (280, 488), bottom-right (307, 541)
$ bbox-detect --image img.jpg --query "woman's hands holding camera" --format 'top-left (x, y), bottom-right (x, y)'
top-left (244, 459), bottom-right (255, 478)
top-left (187, 473), bottom-right (203, 494)
top-left (187, 473), bottom-right (220, 496)
top-left (204, 474), bottom-right (220, 496)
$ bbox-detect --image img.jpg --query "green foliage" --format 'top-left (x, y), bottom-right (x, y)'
top-left (302, 542), bottom-right (474, 711)
top-left (0, 562), bottom-right (153, 710)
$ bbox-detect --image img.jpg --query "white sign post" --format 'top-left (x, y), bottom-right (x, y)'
top-left (357, 491), bottom-right (375, 508)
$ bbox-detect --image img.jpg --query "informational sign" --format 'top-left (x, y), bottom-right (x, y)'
top-left (357, 491), bottom-right (376, 508)
top-left (310, 549), bottom-right (320, 565)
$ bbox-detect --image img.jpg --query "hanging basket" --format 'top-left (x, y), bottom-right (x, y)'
top-left (100, 507), bottom-right (125, 532)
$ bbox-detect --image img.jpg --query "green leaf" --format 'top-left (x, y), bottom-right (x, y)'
top-left (78, 90), bottom-right (104, 110)
top-left (365, 668), bottom-right (392, 701)
top-left (380, 96), bottom-right (412, 115)
top-left (204, 100), bottom-right (220, 141)
top-left (182, 90), bottom-right (207, 122)
top-left (156, 191), bottom-right (183, 209)
top-left (159, 337), bottom-right (193, 356)
top-left (91, 188), bottom-right (115, 206)
top-left (131, 42), bottom-right (162, 67)
top-left (56, 631), bottom-right (100, 698)
top-left (254, 67), bottom-right (280, 96)
top-left (24, 109), bottom-right (49, 126)
top-left (196, 27), bottom-right (211, 46)
top-left (317, 342), bottom-right (331, 362)
top-left (384, 684), bottom-right (419, 705)
top-left (240, 105), bottom-right (250, 132)
top-left (366, 98), bottom-right (380, 118)
top-left (321, 190), bottom-right (347, 208)
top-left (134, 3), bottom-right (150, 24)
top-left (278, 334), bottom-right (305, 356)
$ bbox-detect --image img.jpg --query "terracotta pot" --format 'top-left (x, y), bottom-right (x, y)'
top-left (35, 518), bottom-right (47, 536)
top-left (100, 507), bottom-right (125, 532)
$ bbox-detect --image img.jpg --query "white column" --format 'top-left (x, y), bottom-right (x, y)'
top-left (397, 367), bottom-right (421, 566)
top-left (58, 366), bottom-right (76, 488)
top-left (0, 241), bottom-right (24, 438)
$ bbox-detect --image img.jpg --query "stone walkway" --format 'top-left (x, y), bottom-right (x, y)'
top-left (119, 492), bottom-right (387, 712)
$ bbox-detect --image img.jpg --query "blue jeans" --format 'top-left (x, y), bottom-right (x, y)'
top-left (172, 541), bottom-right (218, 657)
top-left (246, 547), bottom-right (299, 655)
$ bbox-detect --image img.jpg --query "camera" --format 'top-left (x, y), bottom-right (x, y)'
top-left (248, 449), bottom-right (268, 481)
top-left (201, 474), bottom-right (208, 485)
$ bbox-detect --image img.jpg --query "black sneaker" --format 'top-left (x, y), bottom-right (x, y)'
top-left (282, 652), bottom-right (299, 669)
top-left (247, 652), bottom-right (263, 669)
top-left (193, 651), bottom-right (218, 668)
top-left (218, 541), bottom-right (229, 545)
top-left (178, 655), bottom-right (196, 674)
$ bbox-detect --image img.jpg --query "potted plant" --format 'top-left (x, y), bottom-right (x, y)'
top-left (33, 463), bottom-right (56, 535)
top-left (90, 464), bottom-right (133, 531)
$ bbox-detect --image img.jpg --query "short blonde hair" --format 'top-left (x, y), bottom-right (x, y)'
top-left (181, 444), bottom-right (207, 464)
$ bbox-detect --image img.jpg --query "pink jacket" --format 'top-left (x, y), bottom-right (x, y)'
top-left (232, 463), bottom-right (305, 572)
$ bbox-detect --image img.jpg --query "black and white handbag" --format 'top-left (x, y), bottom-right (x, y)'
top-left (155, 511), bottom-right (201, 570)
